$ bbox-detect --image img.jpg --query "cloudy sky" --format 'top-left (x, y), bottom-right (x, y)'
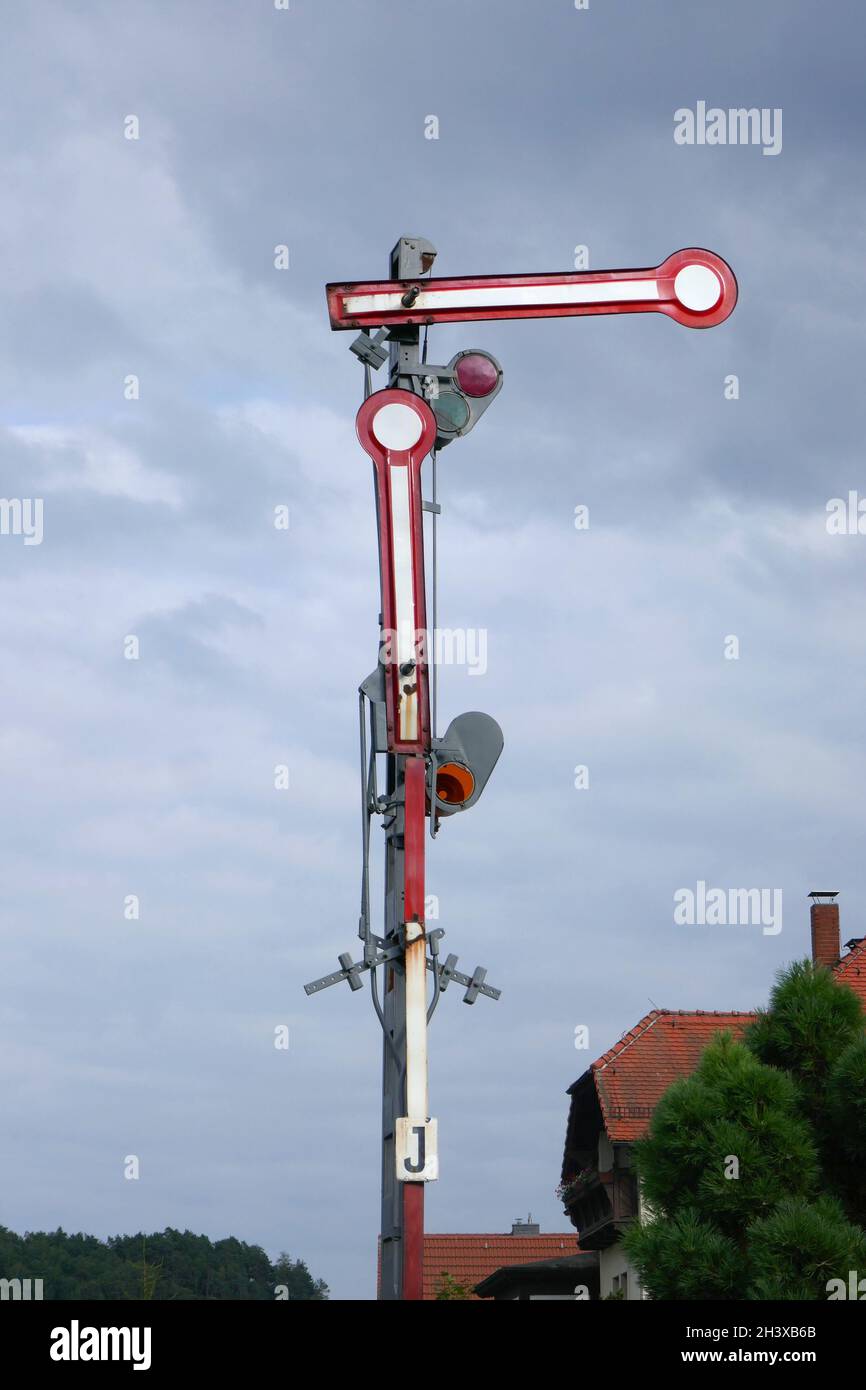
top-left (2, 0), bottom-right (865, 1299)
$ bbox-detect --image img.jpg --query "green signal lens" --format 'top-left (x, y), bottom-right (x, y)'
top-left (433, 389), bottom-right (470, 436)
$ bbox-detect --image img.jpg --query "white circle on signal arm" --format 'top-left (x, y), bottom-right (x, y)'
top-left (674, 264), bottom-right (722, 312)
top-left (372, 402), bottom-right (424, 450)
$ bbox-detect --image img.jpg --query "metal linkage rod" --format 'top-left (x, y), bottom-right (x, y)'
top-left (303, 931), bottom-right (500, 1006)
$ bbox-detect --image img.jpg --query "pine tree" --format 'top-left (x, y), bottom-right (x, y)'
top-left (623, 961), bottom-right (866, 1299)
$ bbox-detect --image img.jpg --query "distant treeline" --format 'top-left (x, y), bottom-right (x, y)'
top-left (0, 1226), bottom-right (329, 1300)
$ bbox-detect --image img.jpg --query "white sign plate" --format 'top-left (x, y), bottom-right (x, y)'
top-left (396, 1117), bottom-right (438, 1183)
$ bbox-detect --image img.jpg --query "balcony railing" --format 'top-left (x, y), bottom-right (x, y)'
top-left (560, 1169), bottom-right (638, 1249)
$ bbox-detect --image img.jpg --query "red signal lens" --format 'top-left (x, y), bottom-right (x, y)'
top-left (454, 352), bottom-right (499, 398)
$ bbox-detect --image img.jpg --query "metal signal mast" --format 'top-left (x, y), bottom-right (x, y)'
top-left (306, 235), bottom-right (737, 1300)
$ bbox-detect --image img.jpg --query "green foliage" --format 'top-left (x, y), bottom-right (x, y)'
top-left (747, 959), bottom-right (864, 1120)
top-left (130, 1237), bottom-right (162, 1300)
top-left (624, 1209), bottom-right (742, 1301)
top-left (435, 1271), bottom-right (473, 1300)
top-left (632, 1034), bottom-right (819, 1238)
top-left (624, 962), bottom-right (866, 1299)
top-left (748, 1197), bottom-right (866, 1301)
top-left (826, 1036), bottom-right (866, 1162)
top-left (0, 1226), bottom-right (329, 1301)
top-left (825, 1036), bottom-right (866, 1224)
top-left (748, 959), bottom-right (866, 1226)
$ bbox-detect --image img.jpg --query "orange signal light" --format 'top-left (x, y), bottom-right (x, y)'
top-left (435, 762), bottom-right (475, 806)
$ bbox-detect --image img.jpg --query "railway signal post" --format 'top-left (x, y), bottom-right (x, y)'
top-left (306, 235), bottom-right (737, 1299)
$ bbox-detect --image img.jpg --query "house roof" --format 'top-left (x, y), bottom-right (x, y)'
top-left (831, 936), bottom-right (866, 1002)
top-left (564, 938), bottom-right (866, 1156)
top-left (474, 1252), bottom-right (598, 1299)
top-left (420, 1234), bottom-right (581, 1300)
top-left (579, 1009), bottom-right (756, 1143)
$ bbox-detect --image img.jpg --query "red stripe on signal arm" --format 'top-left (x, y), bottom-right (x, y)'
top-left (403, 756), bottom-right (426, 928)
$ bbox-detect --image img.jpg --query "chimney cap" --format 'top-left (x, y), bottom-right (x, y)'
top-left (809, 891), bottom-right (839, 902)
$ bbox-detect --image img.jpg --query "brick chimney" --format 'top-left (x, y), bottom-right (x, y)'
top-left (809, 891), bottom-right (841, 968)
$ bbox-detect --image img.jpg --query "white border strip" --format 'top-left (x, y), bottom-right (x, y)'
top-left (389, 465), bottom-right (418, 741)
top-left (345, 278), bottom-right (661, 316)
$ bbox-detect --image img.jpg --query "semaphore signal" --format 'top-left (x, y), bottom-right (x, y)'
top-left (306, 234), bottom-right (737, 1300)
top-left (327, 247), bottom-right (737, 332)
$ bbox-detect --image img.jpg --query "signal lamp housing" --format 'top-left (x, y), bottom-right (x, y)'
top-left (415, 349), bottom-right (503, 448)
top-left (431, 712), bottom-right (503, 819)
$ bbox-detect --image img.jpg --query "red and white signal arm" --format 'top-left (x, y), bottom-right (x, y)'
top-left (328, 249), bottom-right (737, 332)
top-left (356, 390), bottom-right (437, 755)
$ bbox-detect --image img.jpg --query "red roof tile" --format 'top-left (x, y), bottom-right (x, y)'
top-left (832, 937), bottom-right (866, 1004)
top-left (378, 1235), bottom-right (583, 1300)
top-left (591, 1010), bottom-right (755, 1141)
top-left (420, 1234), bottom-right (581, 1299)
